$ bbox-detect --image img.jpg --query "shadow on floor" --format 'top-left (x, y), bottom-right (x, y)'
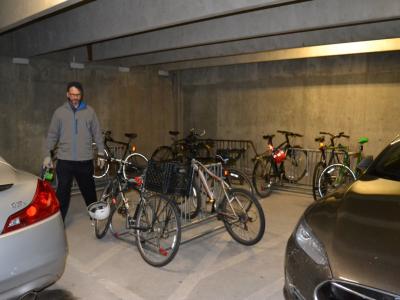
top-left (20, 289), bottom-right (77, 300)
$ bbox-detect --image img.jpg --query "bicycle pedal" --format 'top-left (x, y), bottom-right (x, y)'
top-left (128, 216), bottom-right (136, 227)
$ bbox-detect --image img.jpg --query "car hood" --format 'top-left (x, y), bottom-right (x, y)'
top-left (0, 158), bottom-right (37, 232)
top-left (307, 175), bottom-right (400, 295)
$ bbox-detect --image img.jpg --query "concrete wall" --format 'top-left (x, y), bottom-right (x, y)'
top-left (0, 56), bottom-right (176, 174)
top-left (179, 52), bottom-right (400, 158)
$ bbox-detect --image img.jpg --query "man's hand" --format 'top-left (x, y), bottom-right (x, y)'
top-left (97, 152), bottom-right (106, 169)
top-left (43, 156), bottom-right (53, 169)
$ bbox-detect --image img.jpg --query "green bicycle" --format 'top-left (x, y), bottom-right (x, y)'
top-left (317, 137), bottom-right (370, 198)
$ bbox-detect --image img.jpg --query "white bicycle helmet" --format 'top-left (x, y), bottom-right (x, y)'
top-left (87, 201), bottom-right (110, 220)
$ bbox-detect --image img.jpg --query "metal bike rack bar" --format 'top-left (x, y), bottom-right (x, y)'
top-left (269, 148), bottom-right (347, 195)
top-left (199, 138), bottom-right (257, 175)
top-left (178, 162), bottom-right (228, 244)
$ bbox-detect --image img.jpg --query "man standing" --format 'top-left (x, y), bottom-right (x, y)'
top-left (43, 82), bottom-right (105, 221)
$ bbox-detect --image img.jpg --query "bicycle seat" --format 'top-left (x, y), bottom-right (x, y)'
top-left (169, 131), bottom-right (180, 136)
top-left (263, 134), bottom-right (275, 140)
top-left (125, 133), bottom-right (137, 139)
top-left (215, 154), bottom-right (230, 165)
top-left (358, 137), bottom-right (369, 144)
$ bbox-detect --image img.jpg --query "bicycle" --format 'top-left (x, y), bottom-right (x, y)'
top-left (172, 148), bottom-right (256, 221)
top-left (182, 158), bottom-right (265, 245)
top-left (317, 137), bottom-right (369, 198)
top-left (312, 131), bottom-right (349, 201)
top-left (94, 154), bottom-right (181, 267)
top-left (151, 129), bottom-right (212, 163)
top-left (252, 130), bottom-right (307, 198)
top-left (92, 130), bottom-right (148, 180)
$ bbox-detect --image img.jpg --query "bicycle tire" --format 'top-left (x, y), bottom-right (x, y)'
top-left (136, 193), bottom-right (181, 267)
top-left (221, 188), bottom-right (265, 245)
top-left (318, 164), bottom-right (356, 198)
top-left (123, 153), bottom-right (148, 180)
top-left (93, 147), bottom-right (110, 179)
top-left (252, 157), bottom-right (274, 198)
top-left (173, 184), bottom-right (201, 220)
top-left (151, 146), bottom-right (174, 162)
top-left (283, 147), bottom-right (307, 182)
top-left (312, 162), bottom-right (325, 201)
top-left (226, 168), bottom-right (254, 196)
top-left (95, 181), bottom-right (115, 239)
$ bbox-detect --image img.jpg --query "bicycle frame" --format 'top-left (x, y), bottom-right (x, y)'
top-left (103, 157), bottom-right (150, 232)
top-left (191, 159), bottom-right (247, 218)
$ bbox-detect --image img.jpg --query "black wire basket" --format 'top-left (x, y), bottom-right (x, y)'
top-left (144, 160), bottom-right (193, 196)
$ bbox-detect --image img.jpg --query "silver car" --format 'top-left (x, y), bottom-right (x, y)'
top-left (0, 156), bottom-right (67, 299)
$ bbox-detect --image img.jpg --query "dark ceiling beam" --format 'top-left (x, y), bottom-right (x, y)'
top-left (103, 20), bottom-right (400, 67)
top-left (91, 0), bottom-right (400, 61)
top-left (0, 0), bottom-right (85, 34)
top-left (6, 0), bottom-right (295, 57)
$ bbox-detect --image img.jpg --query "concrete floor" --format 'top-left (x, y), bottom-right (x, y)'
top-left (39, 191), bottom-right (313, 300)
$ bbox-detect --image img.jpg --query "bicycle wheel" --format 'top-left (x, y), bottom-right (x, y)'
top-left (220, 188), bottom-right (265, 245)
top-left (95, 181), bottom-right (115, 239)
top-left (123, 153), bottom-right (148, 180)
top-left (252, 157), bottom-right (274, 198)
top-left (318, 164), bottom-right (356, 198)
top-left (283, 147), bottom-right (307, 182)
top-left (226, 168), bottom-right (254, 196)
top-left (136, 194), bottom-right (181, 267)
top-left (173, 184), bottom-right (201, 220)
top-left (93, 146), bottom-right (110, 179)
top-left (312, 162), bottom-right (325, 201)
top-left (151, 146), bottom-right (174, 162)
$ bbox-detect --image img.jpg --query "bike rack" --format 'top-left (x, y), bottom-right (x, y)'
top-left (199, 138), bottom-right (258, 177)
top-left (178, 162), bottom-right (227, 244)
top-left (268, 148), bottom-right (348, 195)
top-left (105, 163), bottom-right (227, 246)
top-left (196, 141), bottom-right (350, 196)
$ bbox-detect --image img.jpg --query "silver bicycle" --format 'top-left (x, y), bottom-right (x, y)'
top-left (188, 158), bottom-right (266, 245)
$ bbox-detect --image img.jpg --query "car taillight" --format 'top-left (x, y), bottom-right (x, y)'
top-left (2, 179), bottom-right (60, 234)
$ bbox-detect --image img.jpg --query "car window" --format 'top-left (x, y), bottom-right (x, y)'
top-left (369, 140), bottom-right (400, 181)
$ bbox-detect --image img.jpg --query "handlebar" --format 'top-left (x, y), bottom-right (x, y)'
top-left (277, 130), bottom-right (303, 137)
top-left (189, 128), bottom-right (206, 137)
top-left (319, 131), bottom-right (350, 139)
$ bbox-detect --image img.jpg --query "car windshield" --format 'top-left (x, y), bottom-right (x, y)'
top-left (368, 138), bottom-right (400, 181)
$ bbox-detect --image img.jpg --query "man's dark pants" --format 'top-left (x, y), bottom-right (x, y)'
top-left (56, 159), bottom-right (97, 220)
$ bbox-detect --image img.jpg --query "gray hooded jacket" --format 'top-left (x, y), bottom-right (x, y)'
top-left (46, 101), bottom-right (104, 161)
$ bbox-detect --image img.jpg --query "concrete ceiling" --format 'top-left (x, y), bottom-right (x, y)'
top-left (1, 0), bottom-right (400, 70)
